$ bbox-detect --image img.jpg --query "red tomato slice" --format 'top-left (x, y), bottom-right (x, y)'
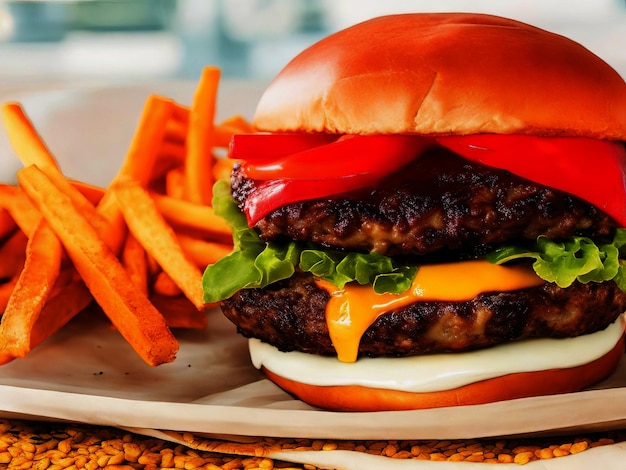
top-left (241, 135), bottom-right (432, 224)
top-left (241, 134), bottom-right (432, 180)
top-left (229, 133), bottom-right (338, 161)
top-left (231, 133), bottom-right (626, 228)
top-left (244, 175), bottom-right (378, 225)
top-left (436, 135), bottom-right (626, 227)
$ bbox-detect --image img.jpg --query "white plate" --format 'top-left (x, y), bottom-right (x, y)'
top-left (1, 83), bottom-right (626, 469)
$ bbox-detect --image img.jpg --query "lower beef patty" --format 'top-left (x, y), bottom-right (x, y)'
top-left (221, 273), bottom-right (626, 357)
top-left (232, 148), bottom-right (618, 257)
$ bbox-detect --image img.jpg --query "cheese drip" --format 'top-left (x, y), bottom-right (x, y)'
top-left (316, 260), bottom-right (544, 362)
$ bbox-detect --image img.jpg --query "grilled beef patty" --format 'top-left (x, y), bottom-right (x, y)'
top-left (227, 147), bottom-right (624, 357)
top-left (221, 272), bottom-right (626, 357)
top-left (232, 148), bottom-right (617, 257)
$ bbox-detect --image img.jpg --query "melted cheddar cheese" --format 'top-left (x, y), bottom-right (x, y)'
top-left (316, 260), bottom-right (544, 362)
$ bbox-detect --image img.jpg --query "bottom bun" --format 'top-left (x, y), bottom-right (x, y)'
top-left (263, 336), bottom-right (625, 411)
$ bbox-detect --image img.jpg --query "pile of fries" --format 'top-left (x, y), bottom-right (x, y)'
top-left (0, 66), bottom-right (251, 366)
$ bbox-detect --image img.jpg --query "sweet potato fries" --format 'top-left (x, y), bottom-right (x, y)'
top-left (0, 67), bottom-right (248, 366)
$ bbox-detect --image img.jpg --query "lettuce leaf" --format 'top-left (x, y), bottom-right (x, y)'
top-left (299, 249), bottom-right (417, 293)
top-left (486, 229), bottom-right (626, 291)
top-left (202, 180), bottom-right (417, 303)
top-left (202, 180), bottom-right (299, 302)
top-left (202, 180), bottom-right (626, 304)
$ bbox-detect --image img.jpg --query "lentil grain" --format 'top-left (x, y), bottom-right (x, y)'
top-left (570, 441), bottom-right (589, 454)
top-left (513, 451), bottom-right (534, 465)
top-left (2, 418), bottom-right (626, 468)
top-left (552, 448), bottom-right (570, 457)
top-left (536, 448), bottom-right (554, 460)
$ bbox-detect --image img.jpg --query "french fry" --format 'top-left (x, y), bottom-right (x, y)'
top-left (10, 180), bottom-right (103, 238)
top-left (0, 208), bottom-right (16, 243)
top-left (171, 100), bottom-right (190, 124)
top-left (165, 116), bottom-right (187, 144)
top-left (1, 102), bottom-right (59, 172)
top-left (165, 108), bottom-right (252, 149)
top-left (23, 173), bottom-right (110, 246)
top-left (213, 115), bottom-right (254, 147)
top-left (18, 165), bottom-right (178, 366)
top-left (153, 271), bottom-right (183, 297)
top-left (28, 276), bottom-right (93, 351)
top-left (157, 140), bottom-right (186, 164)
top-left (0, 219), bottom-right (63, 357)
top-left (150, 294), bottom-right (208, 330)
top-left (1, 103), bottom-right (112, 240)
top-left (210, 115), bottom-right (253, 181)
top-left (151, 142), bottom-right (186, 185)
top-left (121, 232), bottom-right (149, 296)
top-left (47, 174), bottom-right (110, 235)
top-left (219, 114), bottom-right (254, 133)
top-left (0, 184), bottom-right (17, 242)
top-left (72, 180), bottom-right (105, 205)
top-left (176, 233), bottom-right (233, 268)
top-left (0, 277), bottom-right (17, 313)
top-left (0, 65), bottom-right (244, 365)
top-left (112, 176), bottom-right (206, 311)
top-left (0, 274), bottom-right (93, 365)
top-left (184, 66), bottom-right (221, 205)
top-left (0, 183), bottom-right (16, 201)
top-left (145, 252), bottom-right (161, 280)
top-left (110, 94), bottom-right (176, 186)
top-left (150, 192), bottom-right (231, 242)
top-left (0, 230), bottom-right (27, 280)
top-left (212, 157), bottom-right (238, 182)
top-left (7, 187), bottom-right (41, 238)
top-left (213, 127), bottom-right (235, 148)
top-left (164, 166), bottom-right (186, 199)
top-left (96, 95), bottom-right (175, 255)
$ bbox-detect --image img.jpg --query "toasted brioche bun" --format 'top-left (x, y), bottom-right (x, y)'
top-left (263, 335), bottom-right (625, 411)
top-left (253, 13), bottom-right (626, 139)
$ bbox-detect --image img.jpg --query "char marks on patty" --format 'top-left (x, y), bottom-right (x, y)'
top-left (221, 273), bottom-right (626, 357)
top-left (232, 148), bottom-right (617, 257)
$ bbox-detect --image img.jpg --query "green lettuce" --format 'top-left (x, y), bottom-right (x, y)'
top-left (202, 180), bottom-right (417, 303)
top-left (202, 180), bottom-right (626, 303)
top-left (299, 249), bottom-right (417, 293)
top-left (486, 229), bottom-right (626, 291)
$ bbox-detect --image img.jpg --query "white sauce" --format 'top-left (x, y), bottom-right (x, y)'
top-left (249, 313), bottom-right (626, 393)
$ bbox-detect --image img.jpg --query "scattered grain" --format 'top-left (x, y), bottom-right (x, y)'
top-left (514, 451), bottom-right (534, 465)
top-left (570, 441), bottom-right (590, 454)
top-left (1, 418), bottom-right (625, 469)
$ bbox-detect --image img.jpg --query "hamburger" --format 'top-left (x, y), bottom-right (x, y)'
top-left (203, 12), bottom-right (626, 411)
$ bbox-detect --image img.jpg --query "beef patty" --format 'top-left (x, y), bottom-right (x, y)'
top-left (232, 148), bottom-right (617, 257)
top-left (221, 272), bottom-right (626, 357)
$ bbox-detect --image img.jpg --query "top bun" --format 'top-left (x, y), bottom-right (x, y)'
top-left (253, 13), bottom-right (626, 139)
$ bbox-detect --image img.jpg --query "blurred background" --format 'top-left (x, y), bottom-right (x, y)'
top-left (0, 0), bottom-right (624, 185)
top-left (0, 0), bottom-right (624, 91)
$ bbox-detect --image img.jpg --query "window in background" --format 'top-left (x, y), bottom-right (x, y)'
top-left (0, 0), bottom-right (623, 88)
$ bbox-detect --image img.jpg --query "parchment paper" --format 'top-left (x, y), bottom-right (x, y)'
top-left (1, 82), bottom-right (626, 469)
top-left (0, 307), bottom-right (625, 441)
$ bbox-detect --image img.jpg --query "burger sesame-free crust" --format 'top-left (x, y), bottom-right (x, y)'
top-left (253, 13), bottom-right (626, 139)
top-left (233, 149), bottom-right (618, 257)
top-left (221, 272), bottom-right (626, 357)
